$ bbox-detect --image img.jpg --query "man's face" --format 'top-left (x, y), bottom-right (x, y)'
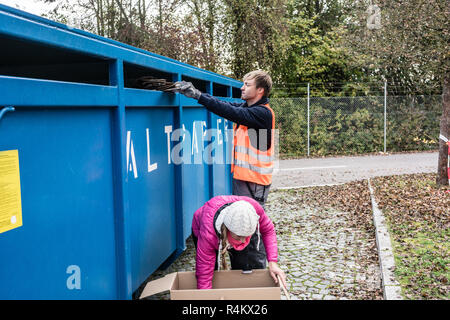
top-left (241, 78), bottom-right (264, 101)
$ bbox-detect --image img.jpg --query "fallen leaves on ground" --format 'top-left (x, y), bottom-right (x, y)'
top-left (372, 173), bottom-right (449, 300)
top-left (273, 180), bottom-right (375, 233)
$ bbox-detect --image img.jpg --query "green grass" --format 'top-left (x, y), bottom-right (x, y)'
top-left (374, 174), bottom-right (450, 300)
top-left (390, 225), bottom-right (449, 299)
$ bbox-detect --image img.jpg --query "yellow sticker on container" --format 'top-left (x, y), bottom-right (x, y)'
top-left (0, 150), bottom-right (23, 233)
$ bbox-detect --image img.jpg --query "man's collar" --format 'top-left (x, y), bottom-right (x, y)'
top-left (246, 96), bottom-right (269, 107)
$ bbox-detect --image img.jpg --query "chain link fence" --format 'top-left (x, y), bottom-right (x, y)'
top-left (271, 94), bottom-right (442, 158)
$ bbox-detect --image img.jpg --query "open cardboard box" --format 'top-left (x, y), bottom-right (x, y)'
top-left (139, 269), bottom-right (281, 300)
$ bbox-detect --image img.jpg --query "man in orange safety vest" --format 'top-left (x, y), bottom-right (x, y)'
top-left (172, 70), bottom-right (275, 207)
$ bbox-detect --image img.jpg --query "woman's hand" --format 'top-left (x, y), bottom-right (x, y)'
top-left (268, 261), bottom-right (287, 289)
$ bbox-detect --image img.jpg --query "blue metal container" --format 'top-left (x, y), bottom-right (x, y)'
top-left (0, 4), bottom-right (242, 299)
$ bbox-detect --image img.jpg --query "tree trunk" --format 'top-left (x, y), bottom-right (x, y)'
top-left (437, 71), bottom-right (450, 186)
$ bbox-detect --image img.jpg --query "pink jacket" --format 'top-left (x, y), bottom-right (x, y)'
top-left (191, 195), bottom-right (278, 289)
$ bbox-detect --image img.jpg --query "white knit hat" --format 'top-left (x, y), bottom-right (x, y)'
top-left (222, 200), bottom-right (259, 236)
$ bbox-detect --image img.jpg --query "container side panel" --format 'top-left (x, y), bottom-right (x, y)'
top-left (181, 107), bottom-right (211, 240)
top-left (210, 113), bottom-right (233, 197)
top-left (125, 107), bottom-right (177, 292)
top-left (0, 107), bottom-right (117, 299)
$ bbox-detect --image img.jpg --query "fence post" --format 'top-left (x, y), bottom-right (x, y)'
top-left (307, 83), bottom-right (310, 157)
top-left (384, 81), bottom-right (387, 153)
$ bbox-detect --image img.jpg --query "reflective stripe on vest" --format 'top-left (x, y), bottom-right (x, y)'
top-left (234, 145), bottom-right (274, 163)
top-left (233, 160), bottom-right (274, 174)
top-left (231, 103), bottom-right (275, 186)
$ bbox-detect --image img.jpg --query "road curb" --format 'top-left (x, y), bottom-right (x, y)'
top-left (367, 178), bottom-right (403, 300)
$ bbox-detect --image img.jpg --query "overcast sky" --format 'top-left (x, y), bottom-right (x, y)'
top-left (0, 0), bottom-right (58, 16)
top-left (0, 0), bottom-right (172, 21)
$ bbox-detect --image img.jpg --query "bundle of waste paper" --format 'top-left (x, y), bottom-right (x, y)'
top-left (133, 76), bottom-right (176, 92)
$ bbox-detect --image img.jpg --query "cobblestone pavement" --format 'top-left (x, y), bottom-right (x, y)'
top-left (140, 189), bottom-right (382, 300)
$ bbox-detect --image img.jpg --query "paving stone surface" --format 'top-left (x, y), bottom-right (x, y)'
top-left (139, 189), bottom-right (382, 300)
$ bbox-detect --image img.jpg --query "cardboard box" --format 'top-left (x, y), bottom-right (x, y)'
top-left (139, 269), bottom-right (281, 300)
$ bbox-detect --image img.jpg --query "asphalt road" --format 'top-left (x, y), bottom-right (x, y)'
top-left (272, 151), bottom-right (438, 189)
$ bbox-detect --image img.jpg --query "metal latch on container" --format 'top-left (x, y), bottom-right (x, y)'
top-left (0, 106), bottom-right (15, 122)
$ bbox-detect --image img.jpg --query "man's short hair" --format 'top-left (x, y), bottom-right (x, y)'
top-left (243, 70), bottom-right (272, 97)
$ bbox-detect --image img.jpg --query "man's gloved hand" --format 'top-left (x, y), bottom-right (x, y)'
top-left (167, 81), bottom-right (201, 99)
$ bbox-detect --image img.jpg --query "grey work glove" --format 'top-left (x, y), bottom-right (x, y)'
top-left (167, 81), bottom-right (201, 100)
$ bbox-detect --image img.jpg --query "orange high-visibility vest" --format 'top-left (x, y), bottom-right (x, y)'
top-left (231, 103), bottom-right (275, 186)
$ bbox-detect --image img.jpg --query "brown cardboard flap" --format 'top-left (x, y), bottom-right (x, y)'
top-left (171, 287), bottom-right (280, 300)
top-left (139, 272), bottom-right (177, 299)
top-left (211, 269), bottom-right (279, 289)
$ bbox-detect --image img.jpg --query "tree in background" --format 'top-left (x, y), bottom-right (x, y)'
top-left (272, 3), bottom-right (362, 97)
top-left (42, 0), bottom-right (150, 47)
top-left (222, 0), bottom-right (289, 79)
top-left (39, 0), bottom-right (358, 83)
top-left (41, 0), bottom-right (203, 62)
top-left (181, 0), bottom-right (225, 73)
top-left (342, 0), bottom-right (449, 185)
top-left (288, 0), bottom-right (350, 35)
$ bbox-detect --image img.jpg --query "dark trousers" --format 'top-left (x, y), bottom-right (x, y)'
top-left (232, 178), bottom-right (271, 208)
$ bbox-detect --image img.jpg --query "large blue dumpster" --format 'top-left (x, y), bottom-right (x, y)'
top-left (0, 4), bottom-right (242, 299)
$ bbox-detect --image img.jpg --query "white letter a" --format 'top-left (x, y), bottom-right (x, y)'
top-left (126, 131), bottom-right (138, 179)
